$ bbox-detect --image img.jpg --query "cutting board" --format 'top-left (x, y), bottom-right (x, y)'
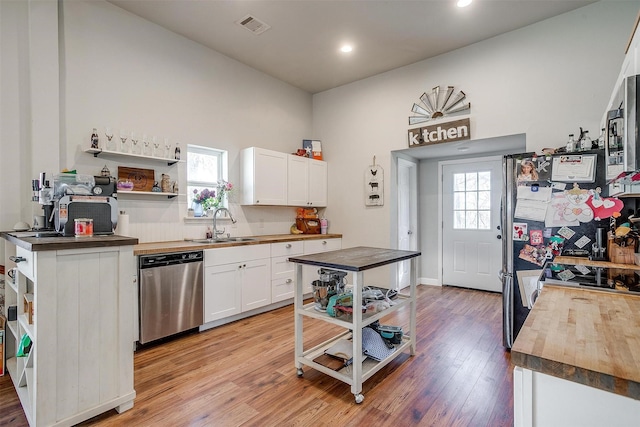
top-left (118, 166), bottom-right (155, 192)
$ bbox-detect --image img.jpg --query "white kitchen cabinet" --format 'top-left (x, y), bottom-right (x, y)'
top-left (287, 155), bottom-right (328, 207)
top-left (271, 241), bottom-right (304, 302)
top-left (241, 147), bottom-right (288, 205)
top-left (2, 235), bottom-right (136, 427)
top-left (203, 264), bottom-right (242, 322)
top-left (301, 238), bottom-right (342, 294)
top-left (204, 245), bottom-right (271, 323)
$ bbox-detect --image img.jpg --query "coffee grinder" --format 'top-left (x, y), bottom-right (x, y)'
top-left (33, 172), bottom-right (55, 230)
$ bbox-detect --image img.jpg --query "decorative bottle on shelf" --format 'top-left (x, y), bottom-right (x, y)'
top-left (566, 134), bottom-right (575, 153)
top-left (174, 142), bottom-right (181, 160)
top-left (90, 128), bottom-right (99, 149)
top-left (597, 128), bottom-right (605, 149)
top-left (580, 131), bottom-right (591, 151)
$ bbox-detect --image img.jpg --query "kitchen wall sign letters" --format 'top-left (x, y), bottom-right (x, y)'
top-left (407, 118), bottom-right (471, 148)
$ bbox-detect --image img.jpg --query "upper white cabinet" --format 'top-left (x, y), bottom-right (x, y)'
top-left (241, 147), bottom-right (288, 205)
top-left (241, 147), bottom-right (327, 207)
top-left (287, 156), bottom-right (328, 207)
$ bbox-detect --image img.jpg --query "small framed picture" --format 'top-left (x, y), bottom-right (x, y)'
top-left (530, 229), bottom-right (543, 245)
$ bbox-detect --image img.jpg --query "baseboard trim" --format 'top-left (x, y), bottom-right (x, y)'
top-left (419, 278), bottom-right (441, 287)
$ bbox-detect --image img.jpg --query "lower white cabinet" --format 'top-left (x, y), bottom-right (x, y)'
top-left (271, 241), bottom-right (304, 302)
top-left (301, 238), bottom-right (342, 294)
top-left (204, 245), bottom-right (271, 323)
top-left (203, 238), bottom-right (341, 324)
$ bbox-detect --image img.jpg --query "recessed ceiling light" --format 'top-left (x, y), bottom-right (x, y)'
top-left (340, 45), bottom-right (353, 53)
top-left (457, 0), bottom-right (472, 7)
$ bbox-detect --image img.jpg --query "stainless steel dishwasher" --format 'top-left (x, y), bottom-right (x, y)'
top-left (138, 250), bottom-right (204, 344)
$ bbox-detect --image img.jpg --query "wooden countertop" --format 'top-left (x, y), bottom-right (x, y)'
top-left (511, 285), bottom-right (640, 400)
top-left (133, 233), bottom-right (343, 255)
top-left (1, 231), bottom-right (138, 251)
top-left (554, 255), bottom-right (640, 270)
top-left (288, 246), bottom-right (421, 271)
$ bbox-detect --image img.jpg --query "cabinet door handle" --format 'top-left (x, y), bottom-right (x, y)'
top-left (286, 244), bottom-right (292, 248)
top-left (322, 241), bottom-right (327, 245)
top-left (9, 256), bottom-right (26, 263)
top-left (286, 279), bottom-right (292, 283)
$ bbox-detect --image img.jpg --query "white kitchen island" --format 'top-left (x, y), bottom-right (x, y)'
top-left (289, 246), bottom-right (421, 404)
top-left (2, 232), bottom-right (138, 427)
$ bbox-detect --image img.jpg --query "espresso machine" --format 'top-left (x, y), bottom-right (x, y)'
top-left (52, 173), bottom-right (118, 236)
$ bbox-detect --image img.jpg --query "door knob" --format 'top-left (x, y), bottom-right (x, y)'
top-left (407, 230), bottom-right (413, 235)
top-left (496, 235), bottom-right (502, 240)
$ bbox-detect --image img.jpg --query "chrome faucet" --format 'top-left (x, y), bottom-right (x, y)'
top-left (212, 207), bottom-right (237, 240)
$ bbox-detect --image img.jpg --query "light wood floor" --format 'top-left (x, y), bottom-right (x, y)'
top-left (0, 285), bottom-right (514, 426)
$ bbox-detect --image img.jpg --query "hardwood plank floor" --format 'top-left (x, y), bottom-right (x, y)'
top-left (0, 285), bottom-right (514, 426)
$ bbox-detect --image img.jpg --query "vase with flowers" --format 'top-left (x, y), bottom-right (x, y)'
top-left (191, 180), bottom-right (233, 217)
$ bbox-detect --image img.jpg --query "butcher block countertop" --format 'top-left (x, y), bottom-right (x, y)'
top-left (134, 233), bottom-right (342, 255)
top-left (1, 231), bottom-right (138, 251)
top-left (511, 284), bottom-right (640, 400)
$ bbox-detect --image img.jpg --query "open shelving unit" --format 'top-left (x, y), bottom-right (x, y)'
top-left (84, 148), bottom-right (181, 166)
top-left (289, 246), bottom-right (420, 404)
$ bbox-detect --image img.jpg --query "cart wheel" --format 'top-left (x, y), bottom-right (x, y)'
top-left (354, 394), bottom-right (364, 404)
top-left (296, 368), bottom-right (304, 377)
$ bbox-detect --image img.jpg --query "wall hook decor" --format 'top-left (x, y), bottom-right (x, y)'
top-left (365, 155), bottom-right (384, 206)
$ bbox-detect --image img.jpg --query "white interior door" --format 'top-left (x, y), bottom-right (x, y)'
top-left (397, 158), bottom-right (417, 290)
top-left (442, 158), bottom-right (502, 292)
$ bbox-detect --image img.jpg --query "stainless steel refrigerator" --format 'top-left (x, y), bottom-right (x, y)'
top-left (501, 149), bottom-right (608, 348)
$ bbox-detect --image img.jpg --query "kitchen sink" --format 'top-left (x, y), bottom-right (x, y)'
top-left (186, 237), bottom-right (257, 244)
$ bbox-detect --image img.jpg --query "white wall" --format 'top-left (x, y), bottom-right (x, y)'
top-left (312, 1), bottom-right (640, 279)
top-left (1, 0), bottom-right (313, 243)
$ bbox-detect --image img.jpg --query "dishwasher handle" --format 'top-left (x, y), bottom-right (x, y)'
top-left (139, 251), bottom-right (203, 268)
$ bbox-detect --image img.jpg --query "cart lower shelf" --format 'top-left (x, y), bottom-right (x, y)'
top-left (295, 330), bottom-right (414, 403)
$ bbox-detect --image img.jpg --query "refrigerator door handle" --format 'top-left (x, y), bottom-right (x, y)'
top-left (503, 273), bottom-right (514, 349)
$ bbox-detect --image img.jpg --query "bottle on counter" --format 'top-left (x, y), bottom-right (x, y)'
top-left (90, 128), bottom-right (99, 149)
top-left (566, 134), bottom-right (575, 153)
top-left (580, 130), bottom-right (591, 151)
top-left (597, 128), bottom-right (605, 149)
top-left (174, 142), bottom-right (181, 160)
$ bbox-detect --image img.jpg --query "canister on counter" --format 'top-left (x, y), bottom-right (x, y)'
top-left (74, 218), bottom-right (94, 237)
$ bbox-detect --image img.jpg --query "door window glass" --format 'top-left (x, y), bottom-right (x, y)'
top-left (452, 171), bottom-right (491, 230)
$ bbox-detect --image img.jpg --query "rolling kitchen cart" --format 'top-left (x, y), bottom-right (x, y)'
top-left (289, 246), bottom-right (420, 403)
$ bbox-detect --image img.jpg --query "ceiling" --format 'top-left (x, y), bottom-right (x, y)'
top-left (108, 0), bottom-right (597, 94)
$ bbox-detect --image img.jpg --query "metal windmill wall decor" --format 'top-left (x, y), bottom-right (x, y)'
top-left (408, 85), bottom-right (470, 125)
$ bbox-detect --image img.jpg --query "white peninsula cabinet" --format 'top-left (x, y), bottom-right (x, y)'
top-left (1, 233), bottom-right (137, 427)
top-left (241, 147), bottom-right (288, 206)
top-left (287, 155), bottom-right (328, 207)
top-left (203, 245), bottom-right (271, 323)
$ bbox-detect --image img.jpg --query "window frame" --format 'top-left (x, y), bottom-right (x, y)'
top-left (186, 144), bottom-right (228, 207)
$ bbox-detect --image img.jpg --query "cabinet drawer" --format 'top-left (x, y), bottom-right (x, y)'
top-left (205, 244), bottom-right (270, 267)
top-left (272, 275), bottom-right (295, 303)
top-left (15, 246), bottom-right (34, 281)
top-left (303, 238), bottom-right (342, 254)
top-left (271, 241), bottom-right (303, 258)
top-left (271, 255), bottom-right (296, 280)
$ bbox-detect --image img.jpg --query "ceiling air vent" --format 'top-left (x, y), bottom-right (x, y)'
top-left (236, 14), bottom-right (271, 35)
